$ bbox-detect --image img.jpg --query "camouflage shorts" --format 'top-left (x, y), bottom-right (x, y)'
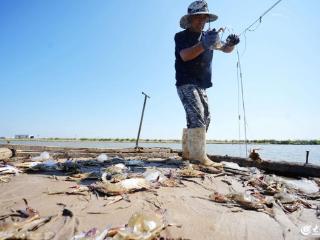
top-left (177, 84), bottom-right (211, 130)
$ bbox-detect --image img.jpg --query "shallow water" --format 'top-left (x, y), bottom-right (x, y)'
top-left (1, 140), bottom-right (319, 165)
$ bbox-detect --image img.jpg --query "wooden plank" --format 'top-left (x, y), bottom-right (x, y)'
top-left (0, 144), bottom-right (172, 154)
top-left (208, 154), bottom-right (320, 178)
top-left (173, 150), bottom-right (320, 178)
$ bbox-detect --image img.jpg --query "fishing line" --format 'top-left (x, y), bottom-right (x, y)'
top-left (239, 0), bottom-right (283, 36)
top-left (238, 0), bottom-right (283, 56)
top-left (204, 0), bottom-right (283, 156)
top-left (236, 54), bottom-right (242, 156)
top-left (235, 0), bottom-right (283, 156)
top-left (236, 48), bottom-right (248, 157)
top-left (241, 32), bottom-right (247, 57)
top-left (247, 18), bottom-right (262, 32)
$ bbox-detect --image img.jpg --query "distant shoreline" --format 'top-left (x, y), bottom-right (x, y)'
top-left (1, 138), bottom-right (320, 145)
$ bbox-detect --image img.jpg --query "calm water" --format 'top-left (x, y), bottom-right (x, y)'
top-left (1, 140), bottom-right (319, 165)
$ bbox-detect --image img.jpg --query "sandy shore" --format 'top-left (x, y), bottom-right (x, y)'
top-left (0, 153), bottom-right (319, 239)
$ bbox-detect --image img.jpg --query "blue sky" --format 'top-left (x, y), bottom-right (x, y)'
top-left (0, 0), bottom-right (319, 140)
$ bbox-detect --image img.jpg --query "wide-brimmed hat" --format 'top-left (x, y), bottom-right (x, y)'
top-left (180, 1), bottom-right (218, 29)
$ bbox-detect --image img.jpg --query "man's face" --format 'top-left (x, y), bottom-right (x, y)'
top-left (190, 14), bottom-right (209, 32)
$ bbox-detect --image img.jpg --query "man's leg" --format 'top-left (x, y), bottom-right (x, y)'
top-left (198, 88), bottom-right (211, 132)
top-left (177, 85), bottom-right (222, 167)
top-left (177, 84), bottom-right (206, 129)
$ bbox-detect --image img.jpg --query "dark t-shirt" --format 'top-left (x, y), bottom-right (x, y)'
top-left (175, 29), bottom-right (213, 89)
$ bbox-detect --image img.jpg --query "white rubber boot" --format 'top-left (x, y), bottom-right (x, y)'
top-left (188, 127), bottom-right (223, 167)
top-left (182, 128), bottom-right (189, 160)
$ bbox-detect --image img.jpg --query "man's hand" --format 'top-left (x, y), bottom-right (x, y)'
top-left (201, 29), bottom-right (219, 50)
top-left (225, 34), bottom-right (240, 47)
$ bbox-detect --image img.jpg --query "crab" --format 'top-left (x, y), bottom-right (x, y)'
top-left (112, 212), bottom-right (165, 240)
top-left (247, 175), bottom-right (284, 195)
top-left (209, 191), bottom-right (274, 215)
top-left (209, 191), bottom-right (229, 203)
top-left (104, 164), bottom-right (127, 175)
top-left (226, 192), bottom-right (265, 210)
top-left (47, 185), bottom-right (90, 195)
top-left (100, 164), bottom-right (129, 183)
top-left (91, 178), bottom-right (150, 196)
top-left (177, 165), bottom-right (205, 178)
top-left (159, 178), bottom-right (183, 188)
top-left (65, 172), bottom-right (101, 182)
top-left (274, 191), bottom-right (312, 213)
top-left (57, 160), bottom-right (81, 173)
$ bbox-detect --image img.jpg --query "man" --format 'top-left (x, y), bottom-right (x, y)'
top-left (175, 1), bottom-right (240, 166)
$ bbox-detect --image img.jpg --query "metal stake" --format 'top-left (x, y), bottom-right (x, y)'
top-left (135, 92), bottom-right (150, 149)
top-left (305, 151), bottom-right (310, 164)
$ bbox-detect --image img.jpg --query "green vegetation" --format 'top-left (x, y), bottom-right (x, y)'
top-left (207, 139), bottom-right (320, 145)
top-left (2, 138), bottom-right (320, 145)
top-left (248, 139), bottom-right (320, 145)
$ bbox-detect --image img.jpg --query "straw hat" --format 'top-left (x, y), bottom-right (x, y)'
top-left (180, 1), bottom-right (218, 29)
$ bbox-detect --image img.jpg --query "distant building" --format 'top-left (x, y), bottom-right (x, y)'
top-left (14, 134), bottom-right (29, 139)
top-left (0, 137), bottom-right (5, 139)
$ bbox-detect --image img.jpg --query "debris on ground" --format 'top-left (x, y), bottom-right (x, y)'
top-left (47, 185), bottom-right (90, 196)
top-left (70, 211), bottom-right (165, 240)
top-left (0, 146), bottom-right (319, 239)
top-left (0, 165), bottom-right (20, 175)
top-left (97, 153), bottom-right (108, 162)
top-left (0, 165), bottom-right (20, 183)
top-left (249, 148), bottom-right (262, 162)
top-left (31, 151), bottom-right (51, 162)
top-left (0, 199), bottom-right (54, 239)
top-left (65, 172), bottom-right (101, 182)
top-left (281, 178), bottom-right (319, 194)
top-left (274, 191), bottom-right (313, 213)
top-left (221, 161), bottom-right (249, 172)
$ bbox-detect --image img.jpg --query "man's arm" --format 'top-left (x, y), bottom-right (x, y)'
top-left (179, 42), bottom-right (205, 62)
top-left (216, 34), bottom-right (240, 53)
top-left (216, 44), bottom-right (235, 53)
top-left (178, 30), bottom-right (218, 62)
